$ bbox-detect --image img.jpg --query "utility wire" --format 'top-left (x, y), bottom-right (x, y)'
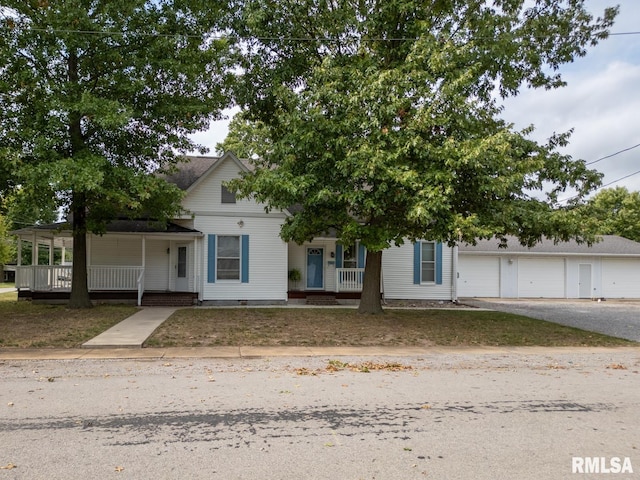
top-left (586, 142), bottom-right (640, 166)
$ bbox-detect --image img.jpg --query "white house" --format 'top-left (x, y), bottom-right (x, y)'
top-left (13, 153), bottom-right (455, 305)
top-left (13, 153), bottom-right (640, 304)
top-left (458, 235), bottom-right (640, 299)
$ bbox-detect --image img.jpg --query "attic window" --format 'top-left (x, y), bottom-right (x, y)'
top-left (221, 185), bottom-right (236, 204)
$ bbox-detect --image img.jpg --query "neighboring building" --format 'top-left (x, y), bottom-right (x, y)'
top-left (458, 235), bottom-right (640, 299)
top-left (12, 153), bottom-right (640, 304)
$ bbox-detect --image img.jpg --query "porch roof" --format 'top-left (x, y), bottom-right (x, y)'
top-left (12, 220), bottom-right (201, 237)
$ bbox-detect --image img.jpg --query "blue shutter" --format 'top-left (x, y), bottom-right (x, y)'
top-left (435, 242), bottom-right (443, 285)
top-left (241, 235), bottom-right (249, 283)
top-left (357, 244), bottom-right (366, 268)
top-left (413, 242), bottom-right (421, 285)
top-left (207, 235), bottom-right (216, 283)
top-left (335, 244), bottom-right (343, 268)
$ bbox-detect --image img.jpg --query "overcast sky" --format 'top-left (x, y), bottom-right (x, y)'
top-left (192, 0), bottom-right (640, 197)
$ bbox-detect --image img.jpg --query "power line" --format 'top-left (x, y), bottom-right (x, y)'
top-left (586, 142), bottom-right (640, 166)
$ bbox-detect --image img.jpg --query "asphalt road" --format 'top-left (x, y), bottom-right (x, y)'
top-left (1, 352), bottom-right (639, 479)
top-left (462, 298), bottom-right (640, 342)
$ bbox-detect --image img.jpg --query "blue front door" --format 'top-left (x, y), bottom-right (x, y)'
top-left (306, 248), bottom-right (324, 289)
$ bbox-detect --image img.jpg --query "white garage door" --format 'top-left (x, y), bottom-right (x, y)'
top-left (458, 256), bottom-right (500, 297)
top-left (602, 259), bottom-right (640, 298)
top-left (518, 258), bottom-right (565, 298)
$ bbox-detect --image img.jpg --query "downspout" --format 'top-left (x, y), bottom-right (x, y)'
top-left (451, 243), bottom-right (458, 302)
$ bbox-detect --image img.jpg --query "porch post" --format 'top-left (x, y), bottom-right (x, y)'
top-left (49, 237), bottom-right (54, 266)
top-left (17, 238), bottom-right (22, 266)
top-left (31, 232), bottom-right (37, 290)
top-left (141, 236), bottom-right (146, 270)
top-left (31, 232), bottom-right (37, 266)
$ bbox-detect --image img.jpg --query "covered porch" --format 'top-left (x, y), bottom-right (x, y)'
top-left (287, 239), bottom-right (374, 301)
top-left (13, 221), bottom-right (203, 306)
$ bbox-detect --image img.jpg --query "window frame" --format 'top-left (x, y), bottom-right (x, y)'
top-left (420, 241), bottom-right (436, 284)
top-left (216, 235), bottom-right (240, 281)
top-left (221, 185), bottom-right (236, 204)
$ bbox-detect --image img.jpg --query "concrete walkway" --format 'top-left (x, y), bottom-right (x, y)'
top-left (81, 307), bottom-right (178, 348)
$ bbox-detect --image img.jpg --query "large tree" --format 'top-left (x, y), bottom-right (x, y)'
top-left (222, 0), bottom-right (616, 313)
top-left (587, 187), bottom-right (640, 242)
top-left (0, 0), bottom-right (231, 307)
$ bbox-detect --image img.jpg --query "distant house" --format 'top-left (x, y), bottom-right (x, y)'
top-left (458, 235), bottom-right (640, 299)
top-left (12, 152), bottom-right (455, 305)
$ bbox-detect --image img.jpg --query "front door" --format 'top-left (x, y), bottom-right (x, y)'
top-left (306, 247), bottom-right (324, 289)
top-left (176, 244), bottom-right (189, 291)
top-left (579, 264), bottom-right (592, 298)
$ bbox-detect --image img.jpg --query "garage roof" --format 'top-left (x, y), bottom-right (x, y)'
top-left (459, 235), bottom-right (640, 256)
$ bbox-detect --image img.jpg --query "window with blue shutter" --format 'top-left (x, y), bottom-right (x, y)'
top-left (207, 235), bottom-right (216, 283)
top-left (413, 241), bottom-right (443, 285)
top-left (241, 235), bottom-right (249, 283)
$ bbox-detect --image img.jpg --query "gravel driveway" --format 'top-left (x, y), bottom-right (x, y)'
top-left (461, 298), bottom-right (640, 342)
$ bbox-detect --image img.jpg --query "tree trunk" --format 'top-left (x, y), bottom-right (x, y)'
top-left (68, 192), bottom-right (92, 308)
top-left (357, 250), bottom-right (383, 315)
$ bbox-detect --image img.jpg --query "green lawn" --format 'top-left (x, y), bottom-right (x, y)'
top-left (145, 307), bottom-right (635, 348)
top-left (0, 296), bottom-right (138, 348)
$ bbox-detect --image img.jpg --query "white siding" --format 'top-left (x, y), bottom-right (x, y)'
top-left (517, 257), bottom-right (565, 298)
top-left (458, 255), bottom-right (500, 297)
top-left (198, 216), bottom-right (288, 301)
top-left (90, 236), bottom-right (142, 265)
top-left (382, 242), bottom-right (454, 301)
top-left (182, 157), bottom-right (272, 216)
top-left (145, 239), bottom-right (170, 291)
top-left (602, 258), bottom-right (640, 298)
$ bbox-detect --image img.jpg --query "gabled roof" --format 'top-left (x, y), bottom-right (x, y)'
top-left (459, 235), bottom-right (640, 256)
top-left (164, 151), bottom-right (253, 191)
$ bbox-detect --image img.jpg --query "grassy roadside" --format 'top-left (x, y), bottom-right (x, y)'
top-left (145, 307), bottom-right (634, 348)
top-left (0, 293), bottom-right (138, 348)
top-left (0, 291), bottom-right (635, 349)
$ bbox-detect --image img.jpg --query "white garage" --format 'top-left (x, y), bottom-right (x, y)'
top-left (602, 258), bottom-right (640, 298)
top-left (457, 255), bottom-right (500, 298)
top-left (458, 235), bottom-right (640, 299)
top-left (517, 257), bottom-right (565, 298)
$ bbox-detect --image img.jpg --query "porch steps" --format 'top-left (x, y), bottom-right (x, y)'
top-left (305, 294), bottom-right (339, 306)
top-left (141, 292), bottom-right (197, 307)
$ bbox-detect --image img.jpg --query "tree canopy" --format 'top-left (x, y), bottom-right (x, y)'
top-left (586, 187), bottom-right (640, 242)
top-left (0, 0), bottom-right (231, 306)
top-left (222, 0), bottom-right (617, 313)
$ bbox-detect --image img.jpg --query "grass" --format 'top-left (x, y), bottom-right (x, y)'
top-left (0, 282), bottom-right (15, 289)
top-left (0, 293), bottom-right (138, 348)
top-left (144, 307), bottom-right (635, 348)
top-left (0, 293), bottom-right (635, 349)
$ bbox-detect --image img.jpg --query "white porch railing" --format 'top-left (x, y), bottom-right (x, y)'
top-left (16, 265), bottom-right (73, 291)
top-left (336, 268), bottom-right (365, 292)
top-left (88, 266), bottom-right (144, 291)
top-left (16, 265), bottom-right (144, 293)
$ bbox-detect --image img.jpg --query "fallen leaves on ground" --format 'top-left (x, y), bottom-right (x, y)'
top-left (295, 360), bottom-right (413, 375)
top-left (606, 363), bottom-right (627, 370)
